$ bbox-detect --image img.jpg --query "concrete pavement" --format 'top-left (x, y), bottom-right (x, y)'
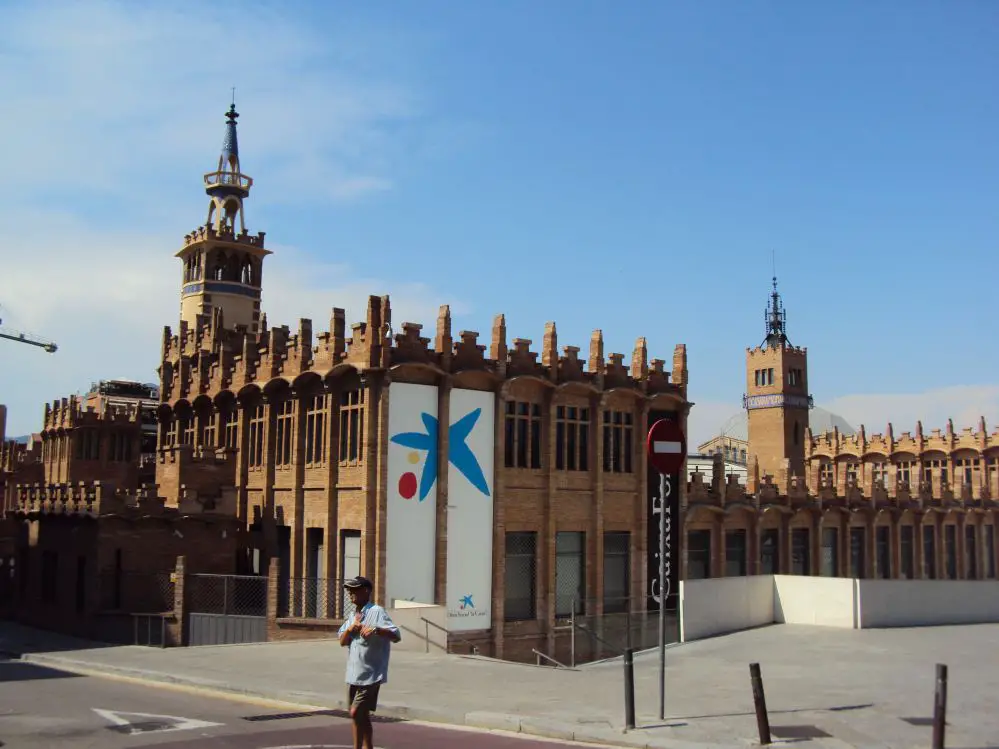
top-left (3, 620), bottom-right (999, 748)
top-left (0, 654), bottom-right (627, 749)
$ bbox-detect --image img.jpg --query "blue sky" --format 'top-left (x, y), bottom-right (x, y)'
top-left (0, 0), bottom-right (996, 444)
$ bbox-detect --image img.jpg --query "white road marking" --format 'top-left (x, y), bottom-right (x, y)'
top-left (92, 708), bottom-right (223, 735)
top-left (653, 440), bottom-right (682, 454)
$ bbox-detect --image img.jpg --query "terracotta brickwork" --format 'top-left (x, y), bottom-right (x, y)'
top-left (157, 295), bottom-right (690, 659)
top-left (685, 441), bottom-right (999, 585)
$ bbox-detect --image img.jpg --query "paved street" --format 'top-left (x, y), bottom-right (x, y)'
top-left (0, 656), bottom-right (607, 749)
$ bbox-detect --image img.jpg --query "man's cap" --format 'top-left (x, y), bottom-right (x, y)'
top-left (343, 576), bottom-right (373, 590)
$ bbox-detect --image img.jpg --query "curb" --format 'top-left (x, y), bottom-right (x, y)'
top-left (12, 651), bottom-right (735, 749)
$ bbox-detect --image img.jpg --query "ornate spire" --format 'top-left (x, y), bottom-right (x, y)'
top-left (762, 275), bottom-right (790, 349)
top-left (221, 103), bottom-right (239, 162)
top-left (203, 97), bottom-right (253, 236)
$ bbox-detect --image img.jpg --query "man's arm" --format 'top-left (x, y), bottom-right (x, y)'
top-left (338, 616), bottom-right (360, 647)
top-left (374, 610), bottom-right (401, 643)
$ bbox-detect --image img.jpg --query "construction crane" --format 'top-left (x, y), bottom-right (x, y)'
top-left (0, 306), bottom-right (57, 353)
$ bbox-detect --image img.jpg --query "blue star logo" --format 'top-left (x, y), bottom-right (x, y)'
top-left (459, 594), bottom-right (474, 609)
top-left (390, 408), bottom-right (491, 502)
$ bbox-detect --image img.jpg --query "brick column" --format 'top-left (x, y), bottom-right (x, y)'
top-left (172, 555), bottom-right (187, 647)
top-left (490, 383), bottom-right (507, 659)
top-left (434, 377), bottom-right (452, 606)
top-left (266, 558), bottom-right (281, 641)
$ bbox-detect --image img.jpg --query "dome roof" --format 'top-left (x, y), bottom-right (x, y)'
top-left (717, 406), bottom-right (856, 442)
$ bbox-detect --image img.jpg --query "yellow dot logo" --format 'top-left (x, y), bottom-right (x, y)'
top-left (407, 451), bottom-right (420, 465)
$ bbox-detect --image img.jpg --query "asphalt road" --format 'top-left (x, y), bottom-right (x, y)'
top-left (0, 656), bottom-right (599, 749)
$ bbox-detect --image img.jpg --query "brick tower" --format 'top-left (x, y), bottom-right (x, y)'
top-left (176, 100), bottom-right (270, 334)
top-left (743, 276), bottom-right (813, 479)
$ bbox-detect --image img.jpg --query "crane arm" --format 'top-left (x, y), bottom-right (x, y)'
top-left (0, 316), bottom-right (57, 353)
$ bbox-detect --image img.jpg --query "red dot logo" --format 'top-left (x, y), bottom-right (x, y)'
top-left (399, 472), bottom-right (417, 500)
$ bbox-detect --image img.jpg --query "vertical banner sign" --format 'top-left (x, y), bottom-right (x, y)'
top-left (445, 388), bottom-right (495, 631)
top-left (386, 383), bottom-right (439, 607)
top-left (646, 410), bottom-right (683, 613)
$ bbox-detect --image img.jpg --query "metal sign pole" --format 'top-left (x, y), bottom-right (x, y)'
top-left (658, 471), bottom-right (668, 721)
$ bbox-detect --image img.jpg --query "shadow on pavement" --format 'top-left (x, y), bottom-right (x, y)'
top-left (0, 657), bottom-right (85, 682)
top-left (242, 708), bottom-right (405, 725)
top-left (0, 621), bottom-right (120, 657)
top-left (636, 702), bottom-right (874, 727)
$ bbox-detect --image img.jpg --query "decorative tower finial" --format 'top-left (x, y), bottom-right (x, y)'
top-left (762, 273), bottom-right (790, 350)
top-left (204, 98), bottom-right (253, 236)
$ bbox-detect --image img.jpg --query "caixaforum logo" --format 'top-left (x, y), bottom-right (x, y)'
top-left (390, 408), bottom-right (491, 502)
top-left (449, 593), bottom-right (487, 621)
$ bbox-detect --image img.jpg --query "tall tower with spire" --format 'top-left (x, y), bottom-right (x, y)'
top-left (743, 276), bottom-right (813, 479)
top-left (176, 101), bottom-right (270, 334)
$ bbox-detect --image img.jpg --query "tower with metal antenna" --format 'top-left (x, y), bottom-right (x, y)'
top-left (743, 266), bottom-right (813, 479)
top-left (175, 95), bottom-right (271, 334)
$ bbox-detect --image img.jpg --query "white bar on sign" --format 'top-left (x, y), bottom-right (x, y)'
top-left (653, 441), bottom-right (682, 454)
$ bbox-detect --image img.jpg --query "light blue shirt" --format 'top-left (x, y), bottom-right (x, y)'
top-left (338, 603), bottom-right (401, 686)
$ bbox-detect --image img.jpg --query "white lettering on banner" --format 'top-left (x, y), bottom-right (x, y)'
top-left (650, 475), bottom-right (672, 606)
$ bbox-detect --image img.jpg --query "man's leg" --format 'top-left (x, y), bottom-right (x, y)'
top-left (348, 684), bottom-right (379, 749)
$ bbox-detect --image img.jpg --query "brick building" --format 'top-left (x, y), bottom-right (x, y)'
top-left (684, 279), bottom-right (999, 584)
top-left (156, 103), bottom-right (691, 660)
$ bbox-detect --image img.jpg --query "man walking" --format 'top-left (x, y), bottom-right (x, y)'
top-left (338, 576), bottom-right (401, 749)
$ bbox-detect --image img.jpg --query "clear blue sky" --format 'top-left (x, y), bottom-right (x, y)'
top-left (0, 0), bottom-right (996, 441)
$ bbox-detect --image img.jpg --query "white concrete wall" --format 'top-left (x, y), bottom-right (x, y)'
top-left (857, 580), bottom-right (999, 628)
top-left (386, 603), bottom-right (448, 653)
top-left (679, 576), bottom-right (774, 642)
top-left (773, 575), bottom-right (857, 628)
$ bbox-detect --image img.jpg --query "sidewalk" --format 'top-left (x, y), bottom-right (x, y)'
top-left (3, 620), bottom-right (998, 748)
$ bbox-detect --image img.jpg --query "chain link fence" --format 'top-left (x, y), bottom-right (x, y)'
top-left (97, 570), bottom-right (175, 613)
top-left (278, 577), bottom-right (356, 620)
top-left (554, 595), bottom-right (678, 667)
top-left (187, 573), bottom-right (267, 617)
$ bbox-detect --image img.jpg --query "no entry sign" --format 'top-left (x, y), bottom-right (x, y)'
top-left (646, 418), bottom-right (686, 475)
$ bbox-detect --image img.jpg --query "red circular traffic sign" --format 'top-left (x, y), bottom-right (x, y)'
top-left (646, 418), bottom-right (686, 475)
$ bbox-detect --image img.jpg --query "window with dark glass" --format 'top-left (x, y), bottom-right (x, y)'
top-left (339, 388), bottom-right (365, 464)
top-left (555, 532), bottom-right (585, 616)
top-left (304, 393), bottom-right (328, 466)
top-left (725, 529), bottom-right (747, 576)
top-left (687, 530), bottom-right (711, 579)
top-left (504, 532), bottom-right (537, 621)
top-left (274, 399), bottom-right (295, 466)
top-left (504, 400), bottom-right (542, 469)
top-left (965, 525), bottom-right (977, 580)
top-left (41, 551), bottom-right (58, 604)
top-left (555, 405), bottom-right (590, 471)
top-left (181, 416), bottom-right (195, 447)
top-left (602, 410), bottom-right (634, 473)
top-left (819, 461), bottom-right (833, 487)
top-left (945, 524), bottom-right (957, 579)
top-left (900, 525), bottom-right (914, 579)
top-left (821, 527), bottom-right (839, 577)
top-left (602, 532), bottom-right (630, 613)
top-left (201, 412), bottom-right (217, 447)
top-left (760, 529), bottom-right (779, 574)
top-left (849, 527), bottom-right (866, 578)
top-left (247, 404), bottom-right (265, 467)
top-left (223, 407), bottom-right (239, 449)
top-left (986, 525), bottom-right (996, 579)
top-left (876, 526), bottom-right (891, 579)
top-left (923, 525), bottom-right (936, 579)
top-left (791, 528), bottom-right (810, 575)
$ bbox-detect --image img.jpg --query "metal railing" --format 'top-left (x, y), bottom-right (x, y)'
top-left (553, 595), bottom-right (677, 667)
top-left (278, 577), bottom-right (354, 619)
top-left (187, 573), bottom-right (267, 617)
top-left (419, 616), bottom-right (481, 656)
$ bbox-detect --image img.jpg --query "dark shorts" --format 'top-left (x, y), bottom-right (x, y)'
top-left (348, 682), bottom-right (381, 715)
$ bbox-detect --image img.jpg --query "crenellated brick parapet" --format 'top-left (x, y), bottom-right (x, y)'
top-left (159, 295), bottom-right (688, 406)
top-left (804, 417), bottom-right (999, 501)
top-left (43, 398), bottom-right (143, 431)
